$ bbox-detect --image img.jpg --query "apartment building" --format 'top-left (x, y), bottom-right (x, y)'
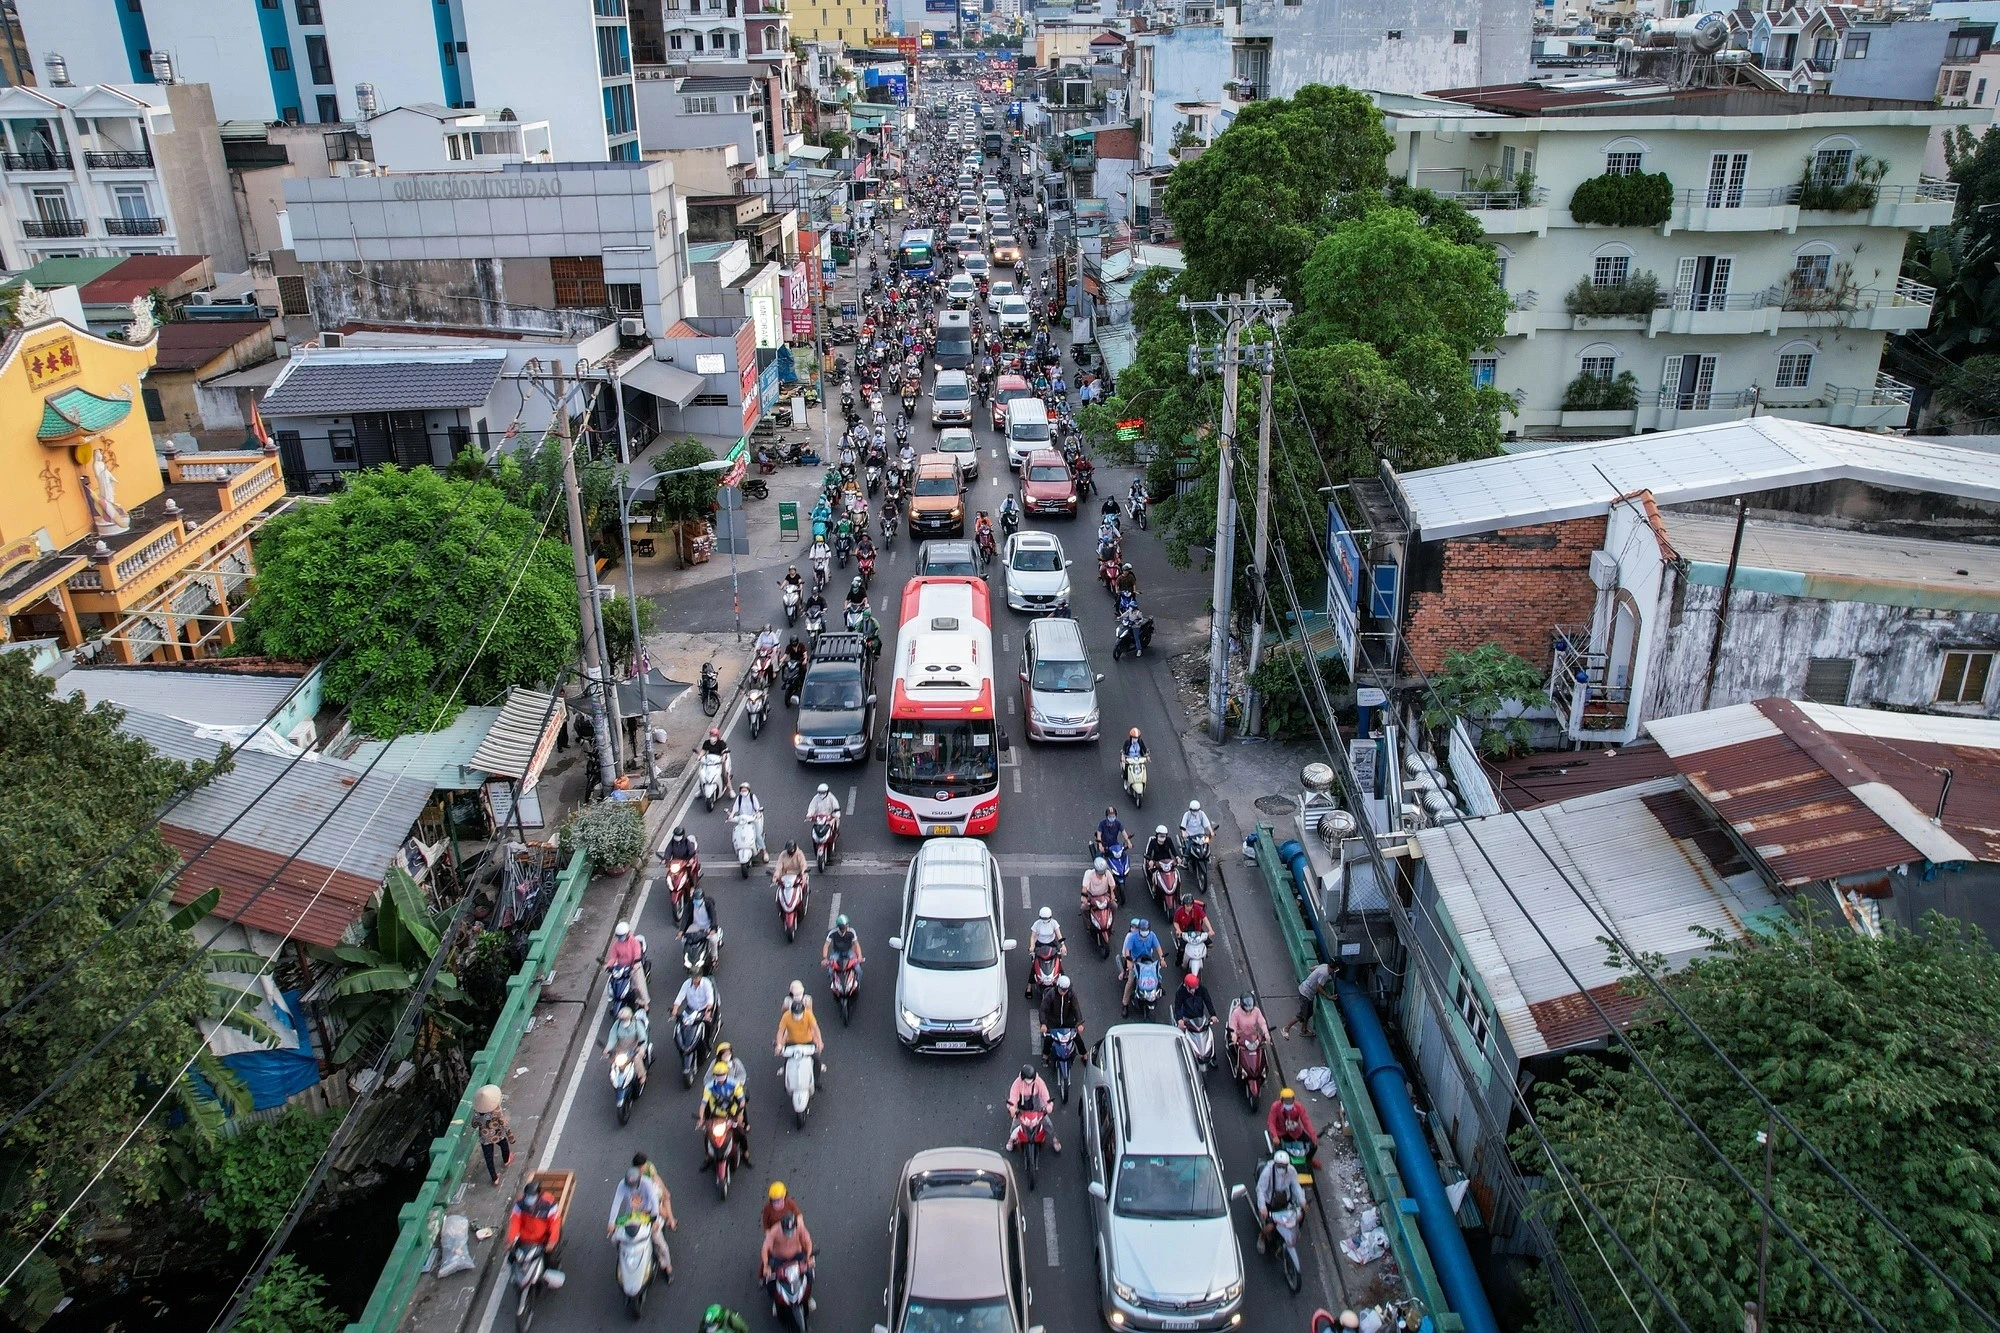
top-left (788, 0), bottom-right (883, 50)
top-left (14, 0), bottom-right (641, 158)
top-left (0, 80), bottom-right (242, 271)
top-left (1220, 0), bottom-right (1528, 103)
top-left (629, 0), bottom-right (796, 170)
top-left (1378, 82), bottom-right (1984, 438)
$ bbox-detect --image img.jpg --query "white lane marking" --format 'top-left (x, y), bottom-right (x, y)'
top-left (1000, 633), bottom-right (1010, 652)
top-left (846, 784), bottom-right (858, 814)
top-left (828, 891), bottom-right (842, 923)
top-left (1042, 1196), bottom-right (1060, 1267)
top-left (1020, 874), bottom-right (1032, 909)
top-left (1006, 695), bottom-right (1016, 715)
top-left (1012, 766), bottom-right (1022, 794)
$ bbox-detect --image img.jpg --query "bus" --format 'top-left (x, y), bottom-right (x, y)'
top-left (884, 578), bottom-right (1001, 837)
top-left (898, 228), bottom-right (936, 280)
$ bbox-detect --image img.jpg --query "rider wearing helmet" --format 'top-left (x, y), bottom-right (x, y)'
top-left (775, 980), bottom-right (826, 1056)
top-left (1038, 972), bottom-right (1083, 1061)
top-left (772, 838), bottom-right (810, 886)
top-left (1120, 917), bottom-right (1164, 1010)
top-left (761, 1180), bottom-right (805, 1234)
top-left (604, 919), bottom-right (650, 1009)
top-left (1180, 798), bottom-right (1215, 844)
top-left (700, 725), bottom-right (733, 791)
top-left (1029, 904), bottom-right (1065, 954)
top-left (1004, 1063), bottom-right (1061, 1153)
top-left (1252, 1148), bottom-right (1306, 1255)
top-left (698, 1057), bottom-right (751, 1167)
top-left (662, 823), bottom-right (701, 881)
top-left (821, 912), bottom-right (863, 980)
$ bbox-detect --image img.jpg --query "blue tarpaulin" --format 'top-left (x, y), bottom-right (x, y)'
top-left (199, 988), bottom-right (322, 1111)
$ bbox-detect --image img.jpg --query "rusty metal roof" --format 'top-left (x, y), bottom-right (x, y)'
top-left (1646, 699), bottom-right (2000, 885)
top-left (1486, 744), bottom-right (1680, 810)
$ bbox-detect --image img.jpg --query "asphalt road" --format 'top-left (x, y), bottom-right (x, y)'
top-left (508, 144), bottom-right (1338, 1333)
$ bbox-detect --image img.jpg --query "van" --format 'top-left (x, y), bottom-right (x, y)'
top-left (1004, 397), bottom-right (1051, 469)
top-left (930, 369), bottom-right (973, 428)
top-left (934, 311), bottom-right (976, 370)
top-left (906, 453), bottom-right (965, 537)
top-left (1019, 615), bottom-right (1097, 739)
top-left (1081, 1025), bottom-right (1245, 1329)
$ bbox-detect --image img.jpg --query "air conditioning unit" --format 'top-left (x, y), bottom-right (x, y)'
top-left (321, 332), bottom-right (344, 347)
top-left (619, 316), bottom-right (647, 338)
top-left (188, 291), bottom-right (215, 306)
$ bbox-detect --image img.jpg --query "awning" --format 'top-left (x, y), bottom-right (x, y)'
top-left (615, 668), bottom-right (689, 715)
top-left (620, 355), bottom-right (707, 407)
top-left (468, 687), bottom-right (565, 792)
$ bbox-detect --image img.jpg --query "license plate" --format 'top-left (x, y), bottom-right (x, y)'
top-left (928, 823), bottom-right (956, 836)
top-left (1161, 1322), bottom-right (1198, 1331)
top-left (815, 750), bottom-right (843, 761)
top-left (933, 1040), bottom-right (969, 1051)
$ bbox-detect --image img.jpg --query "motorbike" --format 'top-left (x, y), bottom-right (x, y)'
top-left (1028, 938), bottom-right (1063, 1001)
top-left (1011, 1105), bottom-right (1050, 1191)
top-left (1180, 926), bottom-right (1211, 978)
top-left (746, 687), bottom-right (768, 741)
top-left (665, 857), bottom-right (698, 928)
top-left (781, 582), bottom-right (801, 625)
top-left (782, 1041), bottom-right (818, 1128)
top-left (999, 507), bottom-right (1020, 540)
top-left (1149, 859), bottom-right (1179, 915)
top-left (1098, 554), bottom-right (1123, 595)
top-left (835, 532), bottom-right (853, 569)
top-left (866, 463), bottom-right (882, 495)
top-left (731, 810), bottom-right (763, 877)
top-left (605, 949), bottom-right (647, 1011)
top-left (1184, 831), bottom-right (1213, 897)
top-left (1232, 1032), bottom-right (1267, 1111)
top-left (1181, 1015), bottom-right (1218, 1073)
top-left (751, 642), bottom-right (778, 688)
top-left (1266, 1129), bottom-right (1319, 1192)
top-left (609, 1044), bottom-right (645, 1125)
top-left (1126, 956), bottom-right (1163, 1020)
top-left (699, 662), bottom-right (720, 716)
top-left (901, 390), bottom-right (918, 417)
top-left (1103, 840), bottom-right (1131, 901)
top-left (857, 551), bottom-right (876, 591)
top-left (804, 606), bottom-right (826, 645)
top-left (826, 949), bottom-right (861, 1026)
top-left (698, 752), bottom-right (726, 813)
top-left (1238, 1184), bottom-right (1303, 1295)
top-left (1112, 612), bottom-right (1156, 661)
top-left (681, 926), bottom-right (716, 978)
top-left (743, 477), bottom-right (769, 501)
top-left (703, 1113), bottom-right (739, 1199)
top-left (1130, 493), bottom-right (1149, 530)
top-left (614, 1216), bottom-right (664, 1316)
top-left (844, 602), bottom-right (869, 634)
top-left (880, 509), bottom-right (898, 548)
top-left (507, 1239), bottom-right (560, 1333)
top-left (675, 1005), bottom-right (713, 1088)
top-left (1083, 888), bottom-right (1116, 959)
top-left (1122, 753), bottom-right (1149, 808)
top-left (780, 655), bottom-right (806, 706)
top-left (1049, 1025), bottom-right (1078, 1104)
top-left (775, 871), bottom-right (810, 943)
top-left (810, 813), bottom-right (840, 870)
top-left (770, 1257), bottom-right (813, 1332)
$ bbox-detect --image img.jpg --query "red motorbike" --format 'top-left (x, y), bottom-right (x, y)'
top-left (703, 1113), bottom-right (740, 1199)
top-left (1149, 859), bottom-right (1179, 914)
top-left (775, 870), bottom-right (810, 944)
top-left (1082, 887), bottom-right (1116, 959)
top-left (750, 642), bottom-right (778, 687)
top-left (857, 550), bottom-right (876, 590)
top-left (1232, 1032), bottom-right (1268, 1111)
top-left (665, 855), bottom-right (700, 927)
top-left (1028, 939), bottom-right (1064, 1001)
top-left (1010, 1105), bottom-right (1050, 1191)
top-left (1100, 555), bottom-right (1123, 594)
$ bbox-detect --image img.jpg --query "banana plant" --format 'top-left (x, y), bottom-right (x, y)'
top-left (317, 869), bottom-right (466, 1066)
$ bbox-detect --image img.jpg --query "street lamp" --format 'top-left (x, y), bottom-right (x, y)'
top-left (619, 456), bottom-right (731, 792)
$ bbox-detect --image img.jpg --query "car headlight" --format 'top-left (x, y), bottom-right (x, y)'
top-left (1214, 1281), bottom-right (1243, 1301)
top-left (1112, 1281), bottom-right (1138, 1303)
top-left (977, 1007), bottom-right (1004, 1032)
top-left (901, 1006), bottom-right (924, 1030)
top-left (1031, 706), bottom-right (1054, 725)
top-left (847, 734), bottom-right (867, 747)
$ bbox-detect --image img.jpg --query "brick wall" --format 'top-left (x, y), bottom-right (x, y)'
top-left (1404, 517), bottom-right (1606, 673)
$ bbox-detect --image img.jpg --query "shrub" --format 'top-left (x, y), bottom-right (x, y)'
top-left (1564, 271), bottom-right (1660, 317)
top-left (1420, 643), bottom-right (1547, 758)
top-left (1249, 647), bottom-right (1349, 742)
top-left (236, 1256), bottom-right (345, 1333)
top-left (560, 799), bottom-right (646, 872)
top-left (197, 1110), bottom-right (338, 1249)
top-left (1568, 171), bottom-right (1674, 227)
top-left (1561, 370), bottom-right (1640, 412)
top-left (1796, 153), bottom-right (1887, 211)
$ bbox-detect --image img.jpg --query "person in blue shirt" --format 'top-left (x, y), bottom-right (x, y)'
top-left (1120, 917), bottom-right (1163, 1012)
top-left (1095, 805), bottom-right (1130, 863)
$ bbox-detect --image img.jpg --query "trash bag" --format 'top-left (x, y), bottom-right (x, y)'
top-left (436, 1214), bottom-right (475, 1277)
top-left (542, 1268), bottom-right (567, 1290)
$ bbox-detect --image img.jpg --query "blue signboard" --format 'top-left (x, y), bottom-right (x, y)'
top-left (821, 260), bottom-right (836, 281)
top-left (925, 0), bottom-right (955, 10)
top-left (883, 74), bottom-right (908, 105)
top-left (1326, 502), bottom-right (1362, 669)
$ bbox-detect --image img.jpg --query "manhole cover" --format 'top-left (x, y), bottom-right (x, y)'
top-left (1253, 794), bottom-right (1295, 816)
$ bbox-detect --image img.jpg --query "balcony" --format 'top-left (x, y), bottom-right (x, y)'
top-left (1650, 288), bottom-right (1778, 336)
top-left (1776, 277), bottom-right (1935, 333)
top-left (1633, 387), bottom-right (1761, 431)
top-left (1868, 180), bottom-right (1958, 230)
top-left (1504, 289), bottom-right (1541, 338)
top-left (1823, 374), bottom-right (1916, 429)
top-left (1666, 185), bottom-right (1798, 235)
top-left (102, 216), bottom-right (166, 237)
top-left (1438, 187), bottom-right (1549, 237)
top-left (4, 151), bottom-right (73, 172)
top-left (23, 218), bottom-right (87, 238)
top-left (84, 149), bottom-right (153, 170)
top-left (1548, 624), bottom-right (1631, 738)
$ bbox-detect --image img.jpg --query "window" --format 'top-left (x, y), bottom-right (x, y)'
top-left (1814, 36), bottom-right (1836, 63)
top-left (1813, 146), bottom-right (1854, 184)
top-left (270, 46), bottom-right (291, 71)
top-left (1706, 151), bottom-right (1749, 208)
top-left (1937, 650), bottom-right (1995, 705)
top-left (1579, 353), bottom-right (1617, 381)
top-left (111, 184), bottom-right (150, 219)
top-left (1979, 78), bottom-right (1990, 105)
top-left (609, 282), bottom-right (643, 312)
top-left (1605, 150), bottom-right (1642, 175)
top-left (142, 386), bottom-right (164, 421)
top-left (684, 95), bottom-right (718, 114)
top-left (669, 30), bottom-right (685, 48)
top-left (1502, 145), bottom-right (1516, 180)
top-left (1385, 28), bottom-right (1402, 39)
top-left (1592, 253), bottom-right (1630, 287)
top-left (317, 94), bottom-right (339, 123)
top-left (296, 0), bottom-right (323, 21)
top-left (282, 105), bottom-right (302, 124)
top-left (1469, 356), bottom-right (1497, 389)
top-left (277, 274), bottom-right (310, 316)
top-left (551, 255), bottom-right (608, 307)
top-left (1774, 349), bottom-right (1814, 388)
top-left (1843, 33), bottom-right (1869, 59)
top-left (1947, 33), bottom-right (1983, 62)
top-left (442, 42), bottom-right (457, 66)
top-left (305, 35), bottom-right (332, 85)
top-left (1454, 28), bottom-right (1468, 43)
top-left (1453, 970), bottom-right (1490, 1051)
top-left (328, 428), bottom-right (357, 462)
top-left (1802, 657), bottom-right (1855, 705)
top-left (1791, 252), bottom-right (1832, 290)
top-left (260, 0), bottom-right (278, 8)
top-left (31, 188), bottom-right (72, 223)
top-left (598, 23), bottom-right (632, 77)
top-left (604, 84), bottom-right (635, 136)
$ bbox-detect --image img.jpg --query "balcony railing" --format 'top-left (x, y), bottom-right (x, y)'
top-left (1775, 277), bottom-right (1935, 313)
top-left (1438, 186), bottom-right (1548, 211)
top-left (1548, 623), bottom-right (1630, 736)
top-left (23, 218), bottom-right (87, 238)
top-left (1824, 374), bottom-right (1916, 406)
top-left (1672, 185), bottom-right (1798, 209)
top-left (1637, 387), bottom-right (1761, 411)
top-left (1508, 289), bottom-right (1539, 311)
top-left (1666, 288), bottom-right (1771, 313)
top-left (102, 216), bottom-right (165, 236)
top-left (1880, 179), bottom-right (1959, 205)
top-left (84, 149), bottom-right (153, 169)
top-left (4, 151), bottom-right (73, 171)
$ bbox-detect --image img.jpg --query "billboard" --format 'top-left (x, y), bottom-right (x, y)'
top-left (1326, 501), bottom-right (1362, 670)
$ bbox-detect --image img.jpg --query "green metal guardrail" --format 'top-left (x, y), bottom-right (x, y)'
top-left (1254, 825), bottom-right (1463, 1330)
top-left (343, 849), bottom-right (591, 1333)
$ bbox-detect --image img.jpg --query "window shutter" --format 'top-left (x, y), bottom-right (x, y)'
top-left (1803, 657), bottom-right (1855, 705)
top-left (1660, 355), bottom-right (1683, 392)
top-left (1674, 256), bottom-right (1697, 308)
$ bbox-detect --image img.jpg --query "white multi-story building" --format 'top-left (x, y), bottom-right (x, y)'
top-left (13, 0), bottom-right (641, 159)
top-left (1220, 0), bottom-right (1529, 102)
top-left (0, 80), bottom-right (244, 271)
top-left (1378, 83), bottom-right (1985, 438)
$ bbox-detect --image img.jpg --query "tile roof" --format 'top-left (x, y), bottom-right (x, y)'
top-left (1647, 698), bottom-right (2000, 884)
top-left (259, 348), bottom-right (507, 417)
top-left (39, 387), bottom-right (134, 440)
top-left (152, 320), bottom-right (271, 375)
top-left (1485, 744), bottom-right (1682, 809)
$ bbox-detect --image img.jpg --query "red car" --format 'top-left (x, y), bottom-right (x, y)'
top-left (991, 373), bottom-right (1031, 432)
top-left (1019, 450), bottom-right (1079, 518)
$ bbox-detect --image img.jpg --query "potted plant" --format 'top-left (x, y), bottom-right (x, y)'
top-left (561, 800), bottom-right (647, 875)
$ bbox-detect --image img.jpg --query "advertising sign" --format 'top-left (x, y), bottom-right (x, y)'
top-left (749, 291), bottom-right (781, 349)
top-left (782, 261), bottom-right (814, 338)
top-left (882, 74), bottom-right (908, 104)
top-left (740, 359), bottom-right (760, 434)
top-left (1326, 501), bottom-right (1362, 670)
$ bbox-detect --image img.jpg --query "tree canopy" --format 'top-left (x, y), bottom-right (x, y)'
top-left (1900, 126), bottom-right (2000, 423)
top-left (238, 464), bottom-right (579, 737)
top-left (1518, 912), bottom-right (2000, 1330)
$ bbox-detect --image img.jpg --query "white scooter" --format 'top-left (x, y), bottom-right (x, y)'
top-left (698, 752), bottom-right (726, 812)
top-left (730, 810), bottom-right (766, 878)
top-left (1181, 927), bottom-right (1211, 978)
top-left (1122, 753), bottom-right (1148, 808)
top-left (782, 1041), bottom-right (818, 1129)
top-left (781, 581), bottom-right (801, 625)
top-left (614, 1216), bottom-right (665, 1317)
top-left (746, 687), bottom-right (769, 740)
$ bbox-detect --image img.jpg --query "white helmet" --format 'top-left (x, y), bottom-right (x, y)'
top-left (614, 920), bottom-right (631, 938)
top-left (1188, 800), bottom-right (1201, 812)
top-left (817, 782), bottom-right (830, 794)
top-left (1155, 825), bottom-right (1168, 836)
top-left (1093, 857), bottom-right (1108, 873)
top-left (1039, 906), bottom-right (1052, 921)
top-left (1272, 1149), bottom-right (1292, 1169)
top-left (788, 979), bottom-right (805, 1000)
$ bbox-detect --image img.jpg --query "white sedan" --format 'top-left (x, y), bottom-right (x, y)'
top-left (986, 279), bottom-right (1016, 313)
top-left (997, 295), bottom-right (1031, 331)
top-left (1002, 531), bottom-right (1070, 612)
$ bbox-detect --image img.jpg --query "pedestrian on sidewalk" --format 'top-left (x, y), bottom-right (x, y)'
top-left (471, 1085), bottom-right (515, 1186)
top-left (1280, 961), bottom-right (1337, 1041)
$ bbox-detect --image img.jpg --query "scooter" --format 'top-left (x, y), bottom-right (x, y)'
top-left (810, 814), bottom-right (839, 870)
top-left (1180, 1015), bottom-right (1218, 1073)
top-left (675, 1006), bottom-right (713, 1088)
top-left (835, 532), bottom-right (852, 569)
top-left (826, 949), bottom-right (861, 1026)
top-left (1083, 888), bottom-right (1116, 959)
top-left (1181, 927), bottom-right (1211, 978)
top-left (731, 811), bottom-right (763, 878)
top-left (664, 856), bottom-right (698, 928)
top-left (698, 752), bottom-right (726, 813)
top-left (751, 642), bottom-right (778, 688)
top-left (1112, 612), bottom-right (1155, 661)
top-left (1011, 1105), bottom-right (1050, 1191)
top-left (609, 1044), bottom-right (644, 1125)
top-left (507, 1239), bottom-right (561, 1333)
top-left (866, 464), bottom-right (882, 495)
top-left (1235, 1184), bottom-right (1303, 1295)
top-left (804, 605), bottom-right (826, 645)
top-left (770, 1258), bottom-right (813, 1331)
top-left (605, 952), bottom-right (647, 1011)
top-left (699, 661), bottom-right (721, 716)
top-left (703, 1113), bottom-right (739, 1199)
top-left (1127, 956), bottom-right (1162, 1019)
top-left (1232, 1032), bottom-right (1267, 1111)
top-left (614, 1216), bottom-right (664, 1317)
top-left (1149, 860), bottom-right (1179, 915)
top-left (1027, 939), bottom-right (1063, 1001)
top-left (1103, 840), bottom-right (1131, 901)
top-left (775, 871), bottom-right (810, 943)
top-left (782, 583), bottom-right (801, 625)
top-left (1184, 831), bottom-right (1213, 897)
top-left (1049, 1025), bottom-right (1078, 1104)
top-left (782, 1042), bottom-right (818, 1129)
top-left (1130, 493), bottom-right (1148, 530)
top-left (780, 655), bottom-right (806, 707)
top-left (1122, 753), bottom-right (1149, 808)
top-left (746, 687), bottom-right (769, 741)
top-left (857, 550), bottom-right (876, 591)
top-left (681, 927), bottom-right (716, 978)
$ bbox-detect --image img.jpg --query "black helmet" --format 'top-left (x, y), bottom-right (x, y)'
top-left (1021, 1064), bottom-right (1036, 1081)
top-left (673, 825), bottom-right (686, 839)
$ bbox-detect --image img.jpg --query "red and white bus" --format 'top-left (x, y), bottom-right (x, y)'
top-left (884, 577), bottom-right (1001, 836)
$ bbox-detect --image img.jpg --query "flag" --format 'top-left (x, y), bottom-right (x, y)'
top-left (249, 399), bottom-right (272, 450)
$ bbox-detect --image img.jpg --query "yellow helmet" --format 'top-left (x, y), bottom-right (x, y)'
top-left (711, 1060), bottom-right (732, 1079)
top-left (768, 1181), bottom-right (788, 1201)
top-left (1279, 1087), bottom-right (1295, 1101)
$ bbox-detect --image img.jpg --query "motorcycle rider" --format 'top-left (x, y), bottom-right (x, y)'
top-left (1029, 904), bottom-right (1066, 957)
top-left (1253, 1148), bottom-right (1307, 1256)
top-left (1181, 798), bottom-right (1216, 847)
top-left (753, 620), bottom-right (781, 665)
top-left (1172, 891), bottom-right (1212, 966)
top-left (821, 912), bottom-right (863, 982)
top-left (762, 1180), bottom-right (805, 1234)
top-left (697, 1058), bottom-right (751, 1168)
top-left (854, 528), bottom-right (878, 572)
top-left (806, 782), bottom-right (842, 841)
top-left (780, 564), bottom-right (804, 598)
top-left (1227, 991), bottom-right (1272, 1073)
top-left (772, 838), bottom-right (811, 890)
top-left (775, 980), bottom-right (826, 1058)
top-left (604, 1004), bottom-right (651, 1091)
top-left (1122, 726), bottom-right (1149, 762)
top-left (681, 885), bottom-right (723, 965)
top-left (759, 1212), bottom-right (816, 1313)
top-left (506, 1179), bottom-right (563, 1255)
top-left (1267, 1087), bottom-right (1323, 1173)
top-left (782, 634), bottom-right (809, 680)
top-left (808, 536), bottom-right (832, 587)
top-left (700, 1306), bottom-right (750, 1333)
top-left (670, 969), bottom-right (720, 1056)
top-left (1173, 971), bottom-right (1217, 1041)
top-left (605, 920), bottom-right (651, 1009)
top-left (700, 727), bottom-right (733, 793)
top-left (1120, 917), bottom-right (1165, 1011)
top-left (1038, 972), bottom-right (1083, 1063)
top-left (606, 1160), bottom-right (673, 1281)
top-left (1143, 824), bottom-right (1177, 889)
top-left (661, 825), bottom-right (701, 884)
top-left (1080, 856), bottom-right (1118, 922)
top-left (729, 782), bottom-right (767, 860)
top-left (1005, 1063), bottom-right (1062, 1153)
top-left (802, 587), bottom-right (828, 635)
top-left (999, 492), bottom-right (1021, 536)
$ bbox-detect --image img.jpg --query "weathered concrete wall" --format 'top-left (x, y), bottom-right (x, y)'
top-left (1230, 0), bottom-right (1531, 100)
top-left (160, 84), bottom-right (250, 273)
top-left (300, 257), bottom-right (606, 337)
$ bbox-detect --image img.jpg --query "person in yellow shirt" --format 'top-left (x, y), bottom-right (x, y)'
top-left (774, 980), bottom-right (825, 1056)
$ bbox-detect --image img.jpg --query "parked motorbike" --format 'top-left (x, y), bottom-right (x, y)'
top-left (809, 814), bottom-right (839, 871)
top-left (826, 948), bottom-right (861, 1026)
top-left (746, 687), bottom-right (769, 741)
top-left (1122, 753), bottom-right (1149, 808)
top-left (699, 661), bottom-right (721, 716)
top-left (782, 1042), bottom-right (818, 1129)
top-left (775, 871), bottom-right (810, 943)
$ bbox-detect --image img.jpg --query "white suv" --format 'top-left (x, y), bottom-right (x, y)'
top-left (889, 839), bottom-right (1015, 1053)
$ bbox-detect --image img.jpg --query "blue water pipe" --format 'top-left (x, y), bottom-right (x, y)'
top-left (1273, 837), bottom-right (1498, 1333)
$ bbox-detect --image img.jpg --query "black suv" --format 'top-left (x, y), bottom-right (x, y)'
top-left (793, 632), bottom-right (877, 764)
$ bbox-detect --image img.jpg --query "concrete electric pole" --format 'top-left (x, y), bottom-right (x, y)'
top-left (553, 366), bottom-right (622, 794)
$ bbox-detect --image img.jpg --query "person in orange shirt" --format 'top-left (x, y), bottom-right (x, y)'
top-left (505, 1181), bottom-right (563, 1254)
top-left (773, 981), bottom-right (825, 1056)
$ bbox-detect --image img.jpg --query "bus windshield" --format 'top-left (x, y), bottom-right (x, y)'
top-left (887, 719), bottom-right (998, 795)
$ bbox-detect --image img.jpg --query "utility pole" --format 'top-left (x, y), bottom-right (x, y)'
top-left (1183, 290), bottom-right (1290, 743)
top-left (1242, 332), bottom-right (1278, 734)
top-left (555, 367), bottom-right (622, 795)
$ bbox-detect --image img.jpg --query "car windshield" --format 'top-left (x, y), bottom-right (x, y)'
top-left (915, 475), bottom-right (960, 497)
top-left (996, 386), bottom-right (1028, 404)
top-left (1011, 421), bottom-right (1050, 442)
top-left (901, 1299), bottom-right (1016, 1332)
top-left (887, 718), bottom-right (999, 794)
top-left (1113, 1155), bottom-right (1229, 1220)
top-left (1033, 660), bottom-right (1093, 692)
top-left (1001, 300), bottom-right (1028, 315)
top-left (1026, 465), bottom-right (1069, 484)
top-left (799, 673), bottom-right (863, 711)
top-left (1012, 545), bottom-right (1063, 571)
top-left (936, 382), bottom-right (971, 401)
top-left (924, 555), bottom-right (979, 576)
top-left (906, 915), bottom-right (999, 970)
top-left (941, 436), bottom-right (973, 453)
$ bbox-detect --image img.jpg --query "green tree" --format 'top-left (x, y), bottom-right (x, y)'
top-left (238, 465), bottom-right (579, 737)
top-left (196, 1108), bottom-right (339, 1248)
top-left (1418, 643), bottom-right (1546, 756)
top-left (1518, 912), bottom-right (2000, 1330)
top-left (603, 592), bottom-right (660, 671)
top-left (235, 1255), bottom-right (345, 1333)
top-left (0, 655), bottom-right (219, 1326)
top-left (1296, 206), bottom-right (1509, 364)
top-left (641, 438), bottom-right (721, 525)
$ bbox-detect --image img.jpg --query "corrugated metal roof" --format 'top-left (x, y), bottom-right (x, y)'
top-left (1395, 417), bottom-right (2000, 541)
top-left (468, 687), bottom-right (563, 783)
top-left (1417, 776), bottom-right (1779, 1057)
top-left (260, 347), bottom-right (506, 417)
top-left (1485, 744), bottom-right (1680, 809)
top-left (119, 710), bottom-right (433, 946)
top-left (62, 667), bottom-right (304, 729)
top-left (343, 705), bottom-right (503, 791)
top-left (1648, 698), bottom-right (2000, 883)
